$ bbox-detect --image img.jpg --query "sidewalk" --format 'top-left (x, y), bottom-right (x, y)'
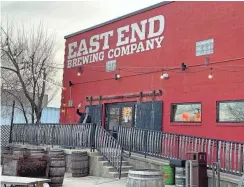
top-left (63, 173), bottom-right (127, 187)
top-left (63, 173), bottom-right (175, 187)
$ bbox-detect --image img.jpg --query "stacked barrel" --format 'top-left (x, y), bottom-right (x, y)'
top-left (47, 149), bottom-right (66, 187)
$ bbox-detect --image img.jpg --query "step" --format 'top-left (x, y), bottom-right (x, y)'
top-left (97, 155), bottom-right (121, 161)
top-left (105, 165), bottom-right (133, 172)
top-left (108, 171), bottom-right (129, 178)
top-left (100, 160), bottom-right (130, 166)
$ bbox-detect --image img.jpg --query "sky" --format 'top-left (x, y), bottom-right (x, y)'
top-left (1, 0), bottom-right (164, 108)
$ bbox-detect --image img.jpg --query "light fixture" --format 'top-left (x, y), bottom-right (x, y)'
top-left (61, 109), bottom-right (65, 113)
top-left (63, 103), bottom-right (67, 107)
top-left (181, 62), bottom-right (187, 71)
top-left (160, 71), bottom-right (169, 79)
top-left (115, 73), bottom-right (120, 80)
top-left (208, 68), bottom-right (213, 79)
top-left (77, 66), bottom-right (82, 76)
top-left (69, 81), bottom-right (73, 87)
top-left (62, 87), bottom-right (66, 90)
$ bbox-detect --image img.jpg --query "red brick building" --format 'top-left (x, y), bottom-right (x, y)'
top-left (61, 1), bottom-right (244, 142)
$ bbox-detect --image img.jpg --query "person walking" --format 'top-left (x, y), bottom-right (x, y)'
top-left (76, 103), bottom-right (92, 124)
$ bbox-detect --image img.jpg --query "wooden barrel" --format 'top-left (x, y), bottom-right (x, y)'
top-left (12, 146), bottom-right (44, 157)
top-left (71, 151), bottom-right (89, 177)
top-left (175, 167), bottom-right (186, 187)
top-left (126, 169), bottom-right (165, 187)
top-left (48, 149), bottom-right (66, 187)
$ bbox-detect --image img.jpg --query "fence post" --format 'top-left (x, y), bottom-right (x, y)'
top-left (51, 125), bottom-right (55, 148)
top-left (90, 123), bottom-right (96, 152)
top-left (177, 134), bottom-right (180, 158)
top-left (9, 100), bottom-right (15, 144)
top-left (129, 128), bottom-right (132, 157)
top-left (144, 130), bottom-right (147, 158)
top-left (119, 147), bottom-right (123, 179)
top-left (216, 140), bottom-right (219, 163)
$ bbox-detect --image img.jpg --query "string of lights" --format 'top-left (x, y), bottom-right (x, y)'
top-left (66, 57), bottom-right (244, 87)
top-left (73, 59), bottom-right (244, 76)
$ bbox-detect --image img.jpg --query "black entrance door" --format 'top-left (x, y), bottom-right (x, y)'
top-left (105, 102), bottom-right (135, 139)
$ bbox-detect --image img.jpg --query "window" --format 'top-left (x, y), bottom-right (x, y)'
top-left (171, 103), bottom-right (202, 122)
top-left (217, 100), bottom-right (244, 123)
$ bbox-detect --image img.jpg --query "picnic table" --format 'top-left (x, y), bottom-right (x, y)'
top-left (0, 175), bottom-right (50, 187)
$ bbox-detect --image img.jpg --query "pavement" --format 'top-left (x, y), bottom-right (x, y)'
top-left (63, 173), bottom-right (127, 187)
top-left (63, 173), bottom-right (175, 187)
top-left (0, 166), bottom-right (175, 187)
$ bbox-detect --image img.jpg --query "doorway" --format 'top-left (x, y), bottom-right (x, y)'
top-left (105, 102), bottom-right (135, 138)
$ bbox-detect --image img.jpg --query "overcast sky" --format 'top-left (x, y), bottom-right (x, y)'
top-left (1, 0), bottom-right (164, 108)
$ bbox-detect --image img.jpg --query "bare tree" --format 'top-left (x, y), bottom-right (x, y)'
top-left (1, 20), bottom-right (60, 124)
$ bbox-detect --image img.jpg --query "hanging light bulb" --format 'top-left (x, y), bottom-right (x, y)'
top-left (115, 73), bottom-right (120, 80)
top-left (208, 68), bottom-right (213, 79)
top-left (115, 68), bottom-right (121, 80)
top-left (160, 72), bottom-right (164, 79)
top-left (77, 66), bottom-right (82, 76)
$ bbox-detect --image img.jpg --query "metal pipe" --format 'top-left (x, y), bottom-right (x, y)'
top-left (185, 160), bottom-right (193, 187)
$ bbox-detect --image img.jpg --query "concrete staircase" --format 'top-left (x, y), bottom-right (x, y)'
top-left (89, 152), bottom-right (133, 178)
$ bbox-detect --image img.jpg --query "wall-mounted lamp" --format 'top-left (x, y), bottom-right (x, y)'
top-left (181, 62), bottom-right (187, 71)
top-left (61, 109), bottom-right (65, 113)
top-left (63, 103), bottom-right (67, 107)
top-left (77, 66), bottom-right (83, 76)
top-left (160, 72), bottom-right (169, 79)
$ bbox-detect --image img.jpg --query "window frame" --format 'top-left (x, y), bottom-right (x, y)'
top-left (170, 102), bottom-right (202, 123)
top-left (216, 100), bottom-right (244, 123)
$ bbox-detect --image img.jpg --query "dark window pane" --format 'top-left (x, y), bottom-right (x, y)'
top-left (109, 107), bottom-right (120, 131)
top-left (171, 103), bottom-right (201, 122)
top-left (218, 101), bottom-right (244, 122)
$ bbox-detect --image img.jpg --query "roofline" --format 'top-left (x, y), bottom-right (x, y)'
top-left (64, 1), bottom-right (174, 39)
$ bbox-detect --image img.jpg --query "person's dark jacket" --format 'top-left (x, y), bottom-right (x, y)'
top-left (76, 109), bottom-right (92, 124)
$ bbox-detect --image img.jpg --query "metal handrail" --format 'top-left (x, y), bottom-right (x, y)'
top-left (94, 125), bottom-right (123, 179)
top-left (117, 126), bottom-right (244, 176)
top-left (10, 123), bottom-right (123, 179)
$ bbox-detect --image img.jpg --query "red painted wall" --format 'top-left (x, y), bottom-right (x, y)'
top-left (61, 2), bottom-right (244, 142)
